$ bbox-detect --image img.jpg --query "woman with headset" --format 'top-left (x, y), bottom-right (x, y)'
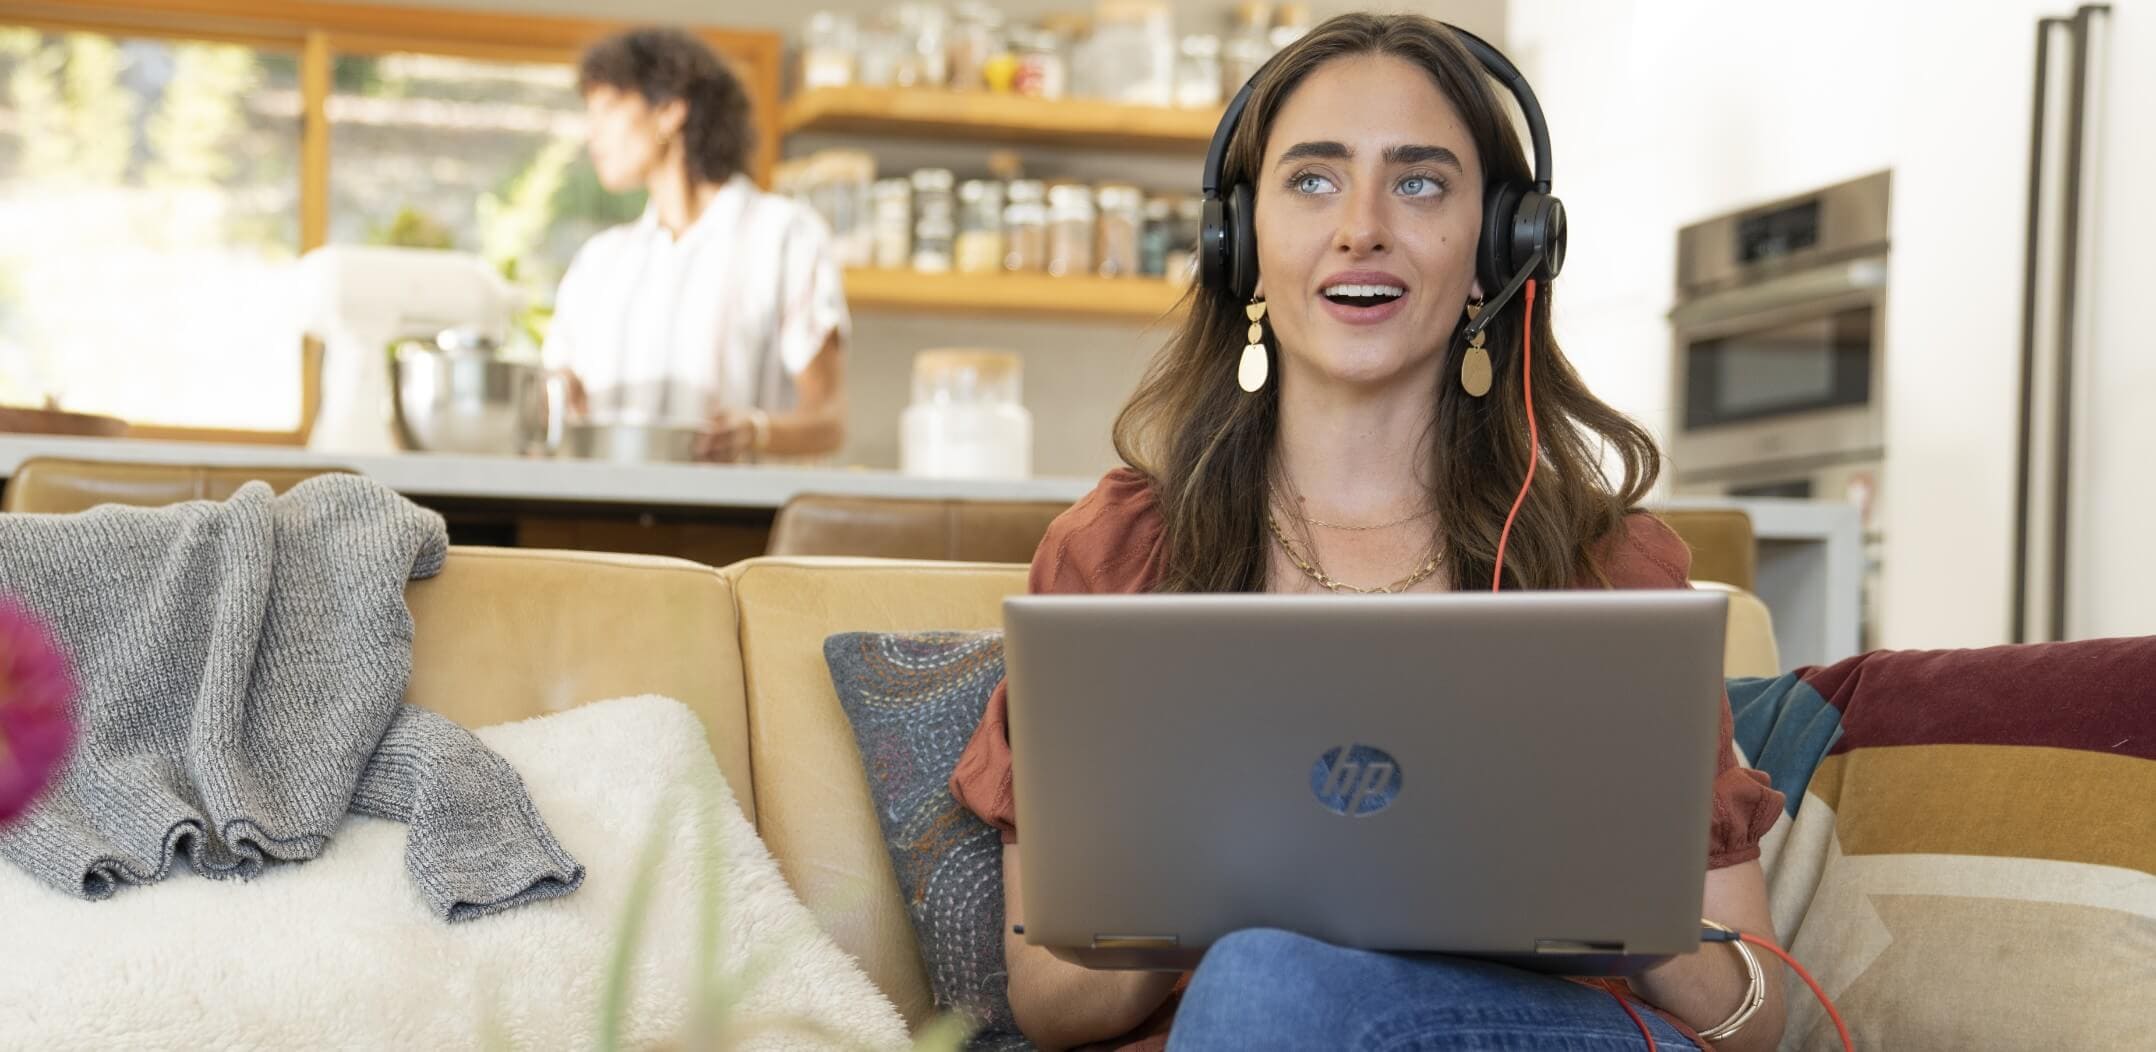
top-left (949, 14), bottom-right (1789, 1051)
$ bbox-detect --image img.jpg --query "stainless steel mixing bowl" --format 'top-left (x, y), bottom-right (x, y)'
top-left (392, 344), bottom-right (549, 456)
top-left (559, 421), bottom-right (704, 464)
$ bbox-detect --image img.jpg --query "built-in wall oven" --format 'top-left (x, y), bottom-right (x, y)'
top-left (1669, 171), bottom-right (1890, 647)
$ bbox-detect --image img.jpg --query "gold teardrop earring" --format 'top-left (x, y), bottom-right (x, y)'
top-left (1238, 298), bottom-right (1270, 393)
top-left (1460, 298), bottom-right (1492, 397)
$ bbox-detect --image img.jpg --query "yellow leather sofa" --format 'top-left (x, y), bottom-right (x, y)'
top-left (403, 548), bottom-right (1780, 1033)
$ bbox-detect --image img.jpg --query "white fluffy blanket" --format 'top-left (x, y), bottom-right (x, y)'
top-left (0, 696), bottom-right (910, 1050)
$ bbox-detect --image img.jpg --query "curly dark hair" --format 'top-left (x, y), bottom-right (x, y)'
top-left (577, 26), bottom-right (754, 184)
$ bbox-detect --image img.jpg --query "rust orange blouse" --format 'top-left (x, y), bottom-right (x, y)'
top-left (949, 467), bottom-right (1786, 1050)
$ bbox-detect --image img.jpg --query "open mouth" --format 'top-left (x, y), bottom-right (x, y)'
top-left (1322, 283), bottom-right (1407, 309)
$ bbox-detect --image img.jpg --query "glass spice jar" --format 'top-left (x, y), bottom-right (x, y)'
top-left (956, 179), bottom-right (1006, 274)
top-left (800, 12), bottom-right (858, 91)
top-left (910, 168), bottom-right (956, 273)
top-left (1046, 183), bottom-right (1096, 278)
top-left (1094, 184), bottom-right (1144, 278)
top-left (1002, 179), bottom-right (1048, 272)
top-left (870, 177), bottom-right (912, 270)
top-left (1139, 195), bottom-right (1174, 277)
top-left (1010, 26), bottom-right (1069, 100)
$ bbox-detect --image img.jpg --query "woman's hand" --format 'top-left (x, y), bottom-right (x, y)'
top-left (693, 333), bottom-right (848, 463)
top-left (1630, 860), bottom-right (1786, 1052)
top-left (692, 410), bottom-right (758, 462)
top-left (1002, 846), bottom-right (1179, 1049)
top-left (551, 369), bottom-right (589, 421)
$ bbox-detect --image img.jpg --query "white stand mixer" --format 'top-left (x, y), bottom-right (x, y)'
top-left (294, 245), bottom-right (516, 455)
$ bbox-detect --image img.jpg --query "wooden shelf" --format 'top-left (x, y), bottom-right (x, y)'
top-left (841, 268), bottom-right (1190, 322)
top-left (783, 86), bottom-right (1222, 153)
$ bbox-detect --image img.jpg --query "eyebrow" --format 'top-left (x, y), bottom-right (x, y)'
top-left (1274, 141), bottom-right (1465, 173)
top-left (1384, 144), bottom-right (1464, 172)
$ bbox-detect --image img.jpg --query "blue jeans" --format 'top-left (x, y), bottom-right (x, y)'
top-left (1166, 929), bottom-right (1700, 1051)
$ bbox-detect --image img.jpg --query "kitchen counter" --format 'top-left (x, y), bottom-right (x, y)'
top-left (0, 434), bottom-right (1097, 508)
top-left (0, 434), bottom-right (1863, 667)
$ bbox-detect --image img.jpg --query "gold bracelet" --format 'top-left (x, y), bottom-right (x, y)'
top-left (1697, 920), bottom-right (1767, 1042)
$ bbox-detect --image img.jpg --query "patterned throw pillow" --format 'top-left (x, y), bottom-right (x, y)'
top-left (1731, 640), bottom-right (2156, 1051)
top-left (824, 631), bottom-right (1031, 1052)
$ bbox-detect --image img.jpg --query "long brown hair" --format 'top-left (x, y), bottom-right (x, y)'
top-left (1114, 13), bottom-right (1659, 594)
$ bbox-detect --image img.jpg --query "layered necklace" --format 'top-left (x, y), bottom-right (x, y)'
top-left (1266, 482), bottom-right (1443, 594)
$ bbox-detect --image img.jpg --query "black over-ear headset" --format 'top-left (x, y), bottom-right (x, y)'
top-left (1197, 23), bottom-right (1565, 343)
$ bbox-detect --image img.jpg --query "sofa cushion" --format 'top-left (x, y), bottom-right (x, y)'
top-left (1737, 639), bottom-right (2156, 1051)
top-left (406, 547), bottom-right (752, 817)
top-left (826, 630), bottom-right (1029, 1051)
top-left (0, 695), bottom-right (909, 1048)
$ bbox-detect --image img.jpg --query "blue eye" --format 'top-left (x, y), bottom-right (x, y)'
top-left (1398, 175), bottom-right (1443, 198)
top-left (1291, 173), bottom-right (1338, 195)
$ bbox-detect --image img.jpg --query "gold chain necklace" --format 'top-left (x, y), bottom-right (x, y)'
top-left (1265, 508), bottom-right (1443, 594)
top-left (1301, 506), bottom-right (1436, 532)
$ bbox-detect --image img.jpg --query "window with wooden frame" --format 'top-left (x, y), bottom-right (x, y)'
top-left (0, 0), bottom-right (780, 445)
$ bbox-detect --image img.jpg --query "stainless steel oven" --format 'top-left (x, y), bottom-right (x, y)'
top-left (1669, 171), bottom-right (1890, 480)
top-left (1670, 171), bottom-right (1891, 650)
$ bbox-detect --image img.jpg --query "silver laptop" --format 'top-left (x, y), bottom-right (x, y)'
top-left (1002, 590), bottom-right (1729, 976)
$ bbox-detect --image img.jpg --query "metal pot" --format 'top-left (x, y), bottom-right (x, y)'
top-left (392, 334), bottom-right (550, 456)
top-left (560, 421), bottom-right (704, 464)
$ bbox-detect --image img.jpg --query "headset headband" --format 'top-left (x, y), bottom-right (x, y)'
top-left (1201, 25), bottom-right (1553, 197)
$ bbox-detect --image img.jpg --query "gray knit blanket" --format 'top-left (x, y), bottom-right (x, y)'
top-left (0, 475), bottom-right (583, 921)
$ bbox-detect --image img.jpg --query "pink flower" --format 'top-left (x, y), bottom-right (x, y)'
top-left (0, 597), bottom-right (75, 826)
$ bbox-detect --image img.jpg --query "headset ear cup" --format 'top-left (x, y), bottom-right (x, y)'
top-left (1229, 182), bottom-right (1258, 300)
top-left (1513, 191), bottom-right (1567, 281)
top-left (1199, 193), bottom-right (1230, 293)
top-left (1479, 181), bottom-right (1523, 294)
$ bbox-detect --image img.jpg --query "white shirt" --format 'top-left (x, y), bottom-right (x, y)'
top-left (543, 175), bottom-right (850, 427)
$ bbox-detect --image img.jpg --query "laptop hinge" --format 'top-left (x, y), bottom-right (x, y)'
top-left (1533, 938), bottom-right (1628, 955)
top-left (1092, 934), bottom-right (1180, 950)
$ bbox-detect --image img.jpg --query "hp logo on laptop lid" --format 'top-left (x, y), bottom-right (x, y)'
top-left (1311, 744), bottom-right (1402, 817)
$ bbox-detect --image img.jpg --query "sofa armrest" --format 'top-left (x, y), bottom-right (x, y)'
top-left (1696, 580), bottom-right (1780, 679)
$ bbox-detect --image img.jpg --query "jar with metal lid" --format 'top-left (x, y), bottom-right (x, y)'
top-left (1095, 184), bottom-right (1144, 278)
top-left (910, 168), bottom-right (956, 272)
top-left (870, 177), bottom-right (912, 269)
top-left (1002, 179), bottom-right (1048, 272)
top-left (1046, 183), bottom-right (1095, 278)
top-left (956, 180), bottom-right (1006, 274)
top-left (900, 348), bottom-right (1032, 480)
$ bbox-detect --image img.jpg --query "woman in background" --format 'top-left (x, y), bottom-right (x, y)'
top-left (548, 26), bottom-right (848, 463)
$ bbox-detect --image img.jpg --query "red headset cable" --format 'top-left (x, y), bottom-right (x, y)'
top-left (1744, 931), bottom-right (1854, 1050)
top-left (1601, 930), bottom-right (1854, 1051)
top-left (1491, 279), bottom-right (1539, 593)
top-left (1495, 281), bottom-right (1852, 1050)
